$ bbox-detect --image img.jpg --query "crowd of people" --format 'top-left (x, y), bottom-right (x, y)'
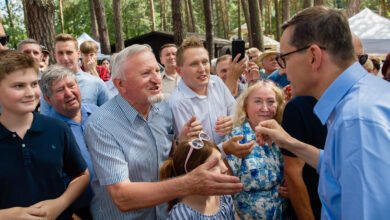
top-left (1, 6), bottom-right (390, 220)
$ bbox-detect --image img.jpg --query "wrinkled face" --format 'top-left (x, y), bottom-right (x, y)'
top-left (0, 68), bottom-right (40, 115)
top-left (20, 44), bottom-right (42, 65)
top-left (246, 86), bottom-right (277, 129)
top-left (102, 60), bottom-right (110, 69)
top-left (262, 55), bottom-right (279, 74)
top-left (55, 41), bottom-right (80, 73)
top-left (116, 51), bottom-right (162, 106)
top-left (216, 59), bottom-right (230, 82)
top-left (46, 77), bottom-right (81, 118)
top-left (248, 50), bottom-right (260, 62)
top-left (160, 46), bottom-right (177, 69)
top-left (81, 52), bottom-right (97, 66)
top-left (206, 148), bottom-right (228, 174)
top-left (280, 27), bottom-right (314, 96)
top-left (177, 47), bottom-right (210, 95)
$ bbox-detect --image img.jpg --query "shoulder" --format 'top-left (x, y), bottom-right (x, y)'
top-left (168, 203), bottom-right (195, 219)
top-left (34, 113), bottom-right (70, 130)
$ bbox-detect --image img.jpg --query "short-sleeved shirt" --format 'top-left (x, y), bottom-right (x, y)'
top-left (169, 75), bottom-right (236, 144)
top-left (281, 96), bottom-right (327, 220)
top-left (267, 69), bottom-right (290, 88)
top-left (40, 70), bottom-right (110, 115)
top-left (167, 195), bottom-right (236, 220)
top-left (0, 113), bottom-right (87, 219)
top-left (84, 95), bottom-right (174, 220)
top-left (47, 103), bottom-right (99, 209)
top-left (161, 70), bottom-right (180, 96)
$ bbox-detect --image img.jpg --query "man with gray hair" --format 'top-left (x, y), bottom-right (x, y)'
top-left (17, 39), bottom-right (43, 67)
top-left (40, 65), bottom-right (97, 219)
top-left (84, 44), bottom-right (243, 219)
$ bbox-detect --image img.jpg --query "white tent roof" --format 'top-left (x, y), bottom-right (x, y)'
top-left (349, 8), bottom-right (390, 54)
top-left (77, 33), bottom-right (110, 60)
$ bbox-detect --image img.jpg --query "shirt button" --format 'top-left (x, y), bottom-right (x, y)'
top-left (12, 134), bottom-right (16, 138)
top-left (22, 144), bottom-right (26, 148)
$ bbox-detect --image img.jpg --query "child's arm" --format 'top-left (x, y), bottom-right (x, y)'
top-left (0, 207), bottom-right (46, 219)
top-left (31, 169), bottom-right (90, 220)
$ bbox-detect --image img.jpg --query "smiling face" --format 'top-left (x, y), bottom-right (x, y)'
top-left (160, 46), bottom-right (177, 69)
top-left (245, 86), bottom-right (278, 129)
top-left (0, 68), bottom-right (40, 115)
top-left (177, 47), bottom-right (210, 95)
top-left (115, 51), bottom-right (162, 109)
top-left (45, 76), bottom-right (81, 118)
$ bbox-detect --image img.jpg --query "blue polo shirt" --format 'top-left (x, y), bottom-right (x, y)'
top-left (0, 112), bottom-right (87, 219)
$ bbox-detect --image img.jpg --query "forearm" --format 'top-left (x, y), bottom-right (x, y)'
top-left (285, 138), bottom-right (320, 169)
top-left (58, 169), bottom-right (90, 208)
top-left (286, 174), bottom-right (315, 220)
top-left (108, 176), bottom-right (190, 212)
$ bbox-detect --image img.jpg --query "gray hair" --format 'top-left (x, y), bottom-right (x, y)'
top-left (39, 65), bottom-right (76, 97)
top-left (17, 38), bottom-right (41, 51)
top-left (111, 44), bottom-right (153, 80)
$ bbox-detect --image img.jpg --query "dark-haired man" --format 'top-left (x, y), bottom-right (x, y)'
top-left (256, 6), bottom-right (390, 220)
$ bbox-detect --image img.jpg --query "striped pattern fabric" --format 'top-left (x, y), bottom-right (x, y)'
top-left (167, 195), bottom-right (236, 220)
top-left (84, 95), bottom-right (174, 220)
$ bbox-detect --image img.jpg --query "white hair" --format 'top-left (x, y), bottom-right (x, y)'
top-left (111, 44), bottom-right (153, 80)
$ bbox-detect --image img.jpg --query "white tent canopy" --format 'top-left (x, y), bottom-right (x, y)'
top-left (77, 33), bottom-right (110, 60)
top-left (349, 8), bottom-right (390, 54)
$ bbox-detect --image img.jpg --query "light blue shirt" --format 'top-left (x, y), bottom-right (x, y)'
top-left (48, 103), bottom-right (98, 208)
top-left (40, 70), bottom-right (110, 115)
top-left (168, 75), bottom-right (236, 144)
top-left (314, 62), bottom-right (390, 220)
top-left (84, 95), bottom-right (174, 220)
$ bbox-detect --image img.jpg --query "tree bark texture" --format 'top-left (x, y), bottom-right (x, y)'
top-left (22, 0), bottom-right (55, 61)
top-left (188, 0), bottom-right (196, 32)
top-left (88, 0), bottom-right (99, 40)
top-left (248, 0), bottom-right (264, 50)
top-left (282, 0), bottom-right (290, 23)
top-left (274, 0), bottom-right (280, 41)
top-left (93, 0), bottom-right (111, 54)
top-left (241, 0), bottom-right (252, 46)
top-left (59, 0), bottom-right (64, 33)
top-left (172, 0), bottom-right (185, 46)
top-left (113, 0), bottom-right (123, 52)
top-left (149, 0), bottom-right (156, 31)
top-left (221, 0), bottom-right (230, 39)
top-left (184, 0), bottom-right (194, 32)
top-left (347, 0), bottom-right (361, 17)
top-left (5, 0), bottom-right (14, 28)
top-left (237, 0), bottom-right (242, 40)
top-left (203, 0), bottom-right (214, 59)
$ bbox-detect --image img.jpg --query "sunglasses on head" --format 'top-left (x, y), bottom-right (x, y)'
top-left (184, 131), bottom-right (210, 173)
top-left (358, 54), bottom-right (368, 65)
top-left (0, 35), bottom-right (9, 46)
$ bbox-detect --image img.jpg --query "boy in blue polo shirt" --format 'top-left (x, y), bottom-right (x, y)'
top-left (0, 50), bottom-right (89, 219)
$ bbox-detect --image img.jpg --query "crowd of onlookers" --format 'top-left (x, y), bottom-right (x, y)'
top-left (1, 6), bottom-right (390, 220)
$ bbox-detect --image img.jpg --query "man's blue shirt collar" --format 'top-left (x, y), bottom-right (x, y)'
top-left (314, 62), bottom-right (367, 125)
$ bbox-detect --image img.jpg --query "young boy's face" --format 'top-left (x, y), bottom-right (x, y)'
top-left (0, 68), bottom-right (40, 115)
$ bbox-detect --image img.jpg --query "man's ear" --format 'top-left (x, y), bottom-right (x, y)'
top-left (113, 78), bottom-right (125, 94)
top-left (310, 45), bottom-right (323, 71)
top-left (43, 96), bottom-right (52, 106)
top-left (176, 66), bottom-right (182, 77)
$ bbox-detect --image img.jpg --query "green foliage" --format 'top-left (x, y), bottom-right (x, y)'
top-left (1, 1), bottom-right (27, 49)
top-left (54, 0), bottom-right (91, 37)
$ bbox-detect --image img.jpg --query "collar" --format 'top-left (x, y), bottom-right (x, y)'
top-left (0, 112), bottom-right (43, 139)
top-left (177, 75), bottom-right (217, 99)
top-left (161, 69), bottom-right (179, 81)
top-left (50, 104), bottom-right (93, 126)
top-left (115, 95), bottom-right (160, 123)
top-left (314, 62), bottom-right (367, 125)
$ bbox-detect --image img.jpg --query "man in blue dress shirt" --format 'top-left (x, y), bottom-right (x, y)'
top-left (255, 6), bottom-right (390, 220)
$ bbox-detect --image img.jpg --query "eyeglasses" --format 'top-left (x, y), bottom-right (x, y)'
top-left (0, 35), bottom-right (9, 46)
top-left (358, 54), bottom-right (368, 65)
top-left (276, 45), bottom-right (326, 69)
top-left (184, 131), bottom-right (210, 173)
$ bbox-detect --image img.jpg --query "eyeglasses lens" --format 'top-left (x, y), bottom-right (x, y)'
top-left (0, 36), bottom-right (8, 46)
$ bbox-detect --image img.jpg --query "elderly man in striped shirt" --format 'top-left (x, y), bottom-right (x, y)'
top-left (84, 44), bottom-right (243, 220)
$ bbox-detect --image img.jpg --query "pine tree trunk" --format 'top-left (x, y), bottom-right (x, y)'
top-left (237, 0), bottom-right (242, 40)
top-left (160, 0), bottom-right (166, 31)
top-left (282, 0), bottom-right (290, 23)
top-left (314, 0), bottom-right (324, 6)
top-left (172, 0), bottom-right (184, 45)
top-left (59, 0), bottom-right (64, 33)
top-left (5, 0), bottom-right (14, 28)
top-left (215, 0), bottom-right (222, 37)
top-left (303, 0), bottom-right (312, 8)
top-left (274, 0), bottom-right (280, 41)
top-left (347, 0), bottom-right (360, 17)
top-left (203, 0), bottom-right (214, 59)
top-left (93, 0), bottom-right (110, 54)
top-left (89, 0), bottom-right (99, 40)
top-left (22, 0), bottom-right (55, 61)
top-left (113, 0), bottom-right (123, 52)
top-left (241, 0), bottom-right (252, 46)
top-left (188, 0), bottom-right (196, 32)
top-left (248, 0), bottom-right (264, 50)
top-left (221, 0), bottom-right (230, 39)
top-left (149, 0), bottom-right (156, 31)
top-left (184, 0), bottom-right (193, 32)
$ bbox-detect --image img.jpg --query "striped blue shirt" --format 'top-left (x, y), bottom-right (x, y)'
top-left (84, 95), bottom-right (174, 220)
top-left (167, 195), bottom-right (236, 220)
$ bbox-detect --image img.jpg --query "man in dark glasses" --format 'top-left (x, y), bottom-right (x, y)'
top-left (0, 22), bottom-right (8, 51)
top-left (256, 6), bottom-right (390, 220)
